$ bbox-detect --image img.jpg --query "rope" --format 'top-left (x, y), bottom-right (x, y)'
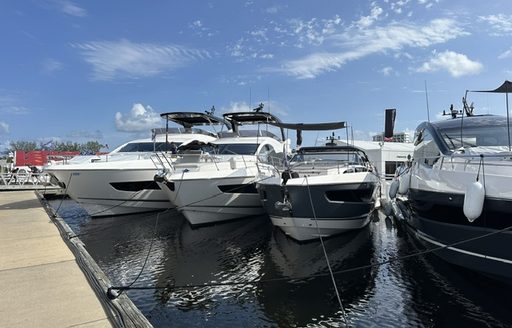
top-left (476, 154), bottom-right (484, 182)
top-left (53, 172), bottom-right (73, 216)
top-left (125, 211), bottom-right (160, 289)
top-left (305, 175), bottom-right (349, 326)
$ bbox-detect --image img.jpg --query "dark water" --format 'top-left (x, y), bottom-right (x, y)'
top-left (51, 199), bottom-right (512, 327)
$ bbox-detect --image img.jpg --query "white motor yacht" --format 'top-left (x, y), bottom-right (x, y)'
top-left (397, 82), bottom-right (512, 282)
top-left (257, 122), bottom-right (380, 241)
top-left (44, 111), bottom-right (228, 217)
top-left (155, 109), bottom-right (288, 225)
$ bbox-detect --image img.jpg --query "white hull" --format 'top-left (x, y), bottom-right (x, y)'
top-left (181, 205), bottom-right (265, 225)
top-left (270, 215), bottom-right (371, 242)
top-left (171, 174), bottom-right (264, 225)
top-left (46, 160), bottom-right (173, 217)
top-left (165, 165), bottom-right (264, 225)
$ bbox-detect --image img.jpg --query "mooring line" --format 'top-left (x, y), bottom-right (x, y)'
top-left (305, 175), bottom-right (349, 326)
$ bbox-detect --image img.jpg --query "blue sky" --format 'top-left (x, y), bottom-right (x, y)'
top-left (1, 0), bottom-right (511, 151)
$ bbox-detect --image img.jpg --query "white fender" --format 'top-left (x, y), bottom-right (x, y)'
top-left (389, 179), bottom-right (399, 199)
top-left (463, 181), bottom-right (485, 222)
top-left (398, 171), bottom-right (410, 195)
top-left (229, 157), bottom-right (237, 170)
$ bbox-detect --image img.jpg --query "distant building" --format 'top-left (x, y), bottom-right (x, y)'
top-left (372, 131), bottom-right (411, 143)
top-left (335, 140), bottom-right (414, 179)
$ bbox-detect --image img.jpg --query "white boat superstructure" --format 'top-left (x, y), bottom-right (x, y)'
top-left (44, 111), bottom-right (229, 217)
top-left (156, 110), bottom-right (288, 225)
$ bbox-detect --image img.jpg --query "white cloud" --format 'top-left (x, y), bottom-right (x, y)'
top-left (417, 50), bottom-right (483, 77)
top-left (0, 93), bottom-right (30, 115)
top-left (266, 5), bottom-right (285, 14)
top-left (0, 121), bottom-right (9, 134)
top-left (41, 58), bottom-right (63, 74)
top-left (352, 129), bottom-right (374, 141)
top-left (73, 39), bottom-right (210, 80)
top-left (278, 18), bottom-right (468, 79)
top-left (227, 14), bottom-right (343, 60)
top-left (222, 101), bottom-right (252, 113)
top-left (498, 47), bottom-right (512, 59)
top-left (55, 0), bottom-right (87, 17)
top-left (288, 15), bottom-right (343, 47)
top-left (390, 0), bottom-right (411, 14)
top-left (221, 100), bottom-right (289, 117)
top-left (227, 37), bottom-right (275, 61)
top-left (189, 20), bottom-right (217, 37)
top-left (115, 103), bottom-right (162, 132)
top-left (479, 14), bottom-right (512, 35)
top-left (355, 2), bottom-right (383, 28)
top-left (379, 66), bottom-right (394, 76)
top-left (66, 129), bottom-right (103, 139)
top-left (417, 0), bottom-right (438, 8)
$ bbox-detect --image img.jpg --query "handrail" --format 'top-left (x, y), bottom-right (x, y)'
top-left (0, 171), bottom-right (52, 186)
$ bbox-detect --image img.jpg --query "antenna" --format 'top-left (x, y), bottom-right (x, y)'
top-left (249, 87), bottom-right (252, 108)
top-left (460, 90), bottom-right (468, 149)
top-left (424, 80), bottom-right (431, 122)
top-left (267, 87), bottom-right (270, 133)
top-left (267, 87), bottom-right (270, 114)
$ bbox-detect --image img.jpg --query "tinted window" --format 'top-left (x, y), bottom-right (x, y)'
top-left (440, 125), bottom-right (510, 150)
top-left (118, 142), bottom-right (182, 152)
top-left (216, 143), bottom-right (259, 155)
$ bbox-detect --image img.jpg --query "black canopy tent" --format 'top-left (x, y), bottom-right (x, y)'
top-left (471, 80), bottom-right (512, 151)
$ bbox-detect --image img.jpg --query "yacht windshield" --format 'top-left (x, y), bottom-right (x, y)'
top-left (440, 124), bottom-right (510, 150)
top-left (118, 142), bottom-right (182, 152)
top-left (290, 151), bottom-right (364, 166)
top-left (216, 143), bottom-right (259, 155)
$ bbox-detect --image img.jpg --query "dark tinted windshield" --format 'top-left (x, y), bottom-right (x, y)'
top-left (440, 124), bottom-right (510, 150)
top-left (118, 142), bottom-right (182, 152)
top-left (216, 143), bottom-right (259, 155)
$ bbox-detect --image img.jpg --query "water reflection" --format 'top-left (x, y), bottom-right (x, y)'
top-left (49, 199), bottom-right (512, 327)
top-left (398, 230), bottom-right (512, 327)
top-left (257, 226), bottom-right (375, 327)
top-left (154, 215), bottom-right (271, 310)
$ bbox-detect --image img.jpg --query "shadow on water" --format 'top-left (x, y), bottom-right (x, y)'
top-left (49, 199), bottom-right (512, 327)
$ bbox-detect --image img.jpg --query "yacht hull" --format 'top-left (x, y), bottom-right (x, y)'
top-left (404, 188), bottom-right (512, 282)
top-left (269, 215), bottom-right (371, 242)
top-left (166, 174), bottom-right (264, 225)
top-left (46, 164), bottom-right (173, 217)
top-left (259, 179), bottom-right (377, 241)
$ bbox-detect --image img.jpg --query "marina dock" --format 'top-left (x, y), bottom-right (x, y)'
top-left (0, 191), bottom-right (152, 328)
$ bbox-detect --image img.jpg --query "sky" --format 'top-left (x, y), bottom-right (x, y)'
top-left (1, 0), bottom-right (512, 152)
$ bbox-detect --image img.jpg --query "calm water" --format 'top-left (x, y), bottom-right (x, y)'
top-left (51, 199), bottom-right (512, 327)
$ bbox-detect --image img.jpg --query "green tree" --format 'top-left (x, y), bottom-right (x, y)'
top-left (9, 141), bottom-right (38, 151)
top-left (81, 141), bottom-right (104, 154)
top-left (9, 140), bottom-right (105, 153)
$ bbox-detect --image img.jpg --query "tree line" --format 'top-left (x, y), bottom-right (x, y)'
top-left (7, 140), bottom-right (106, 154)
